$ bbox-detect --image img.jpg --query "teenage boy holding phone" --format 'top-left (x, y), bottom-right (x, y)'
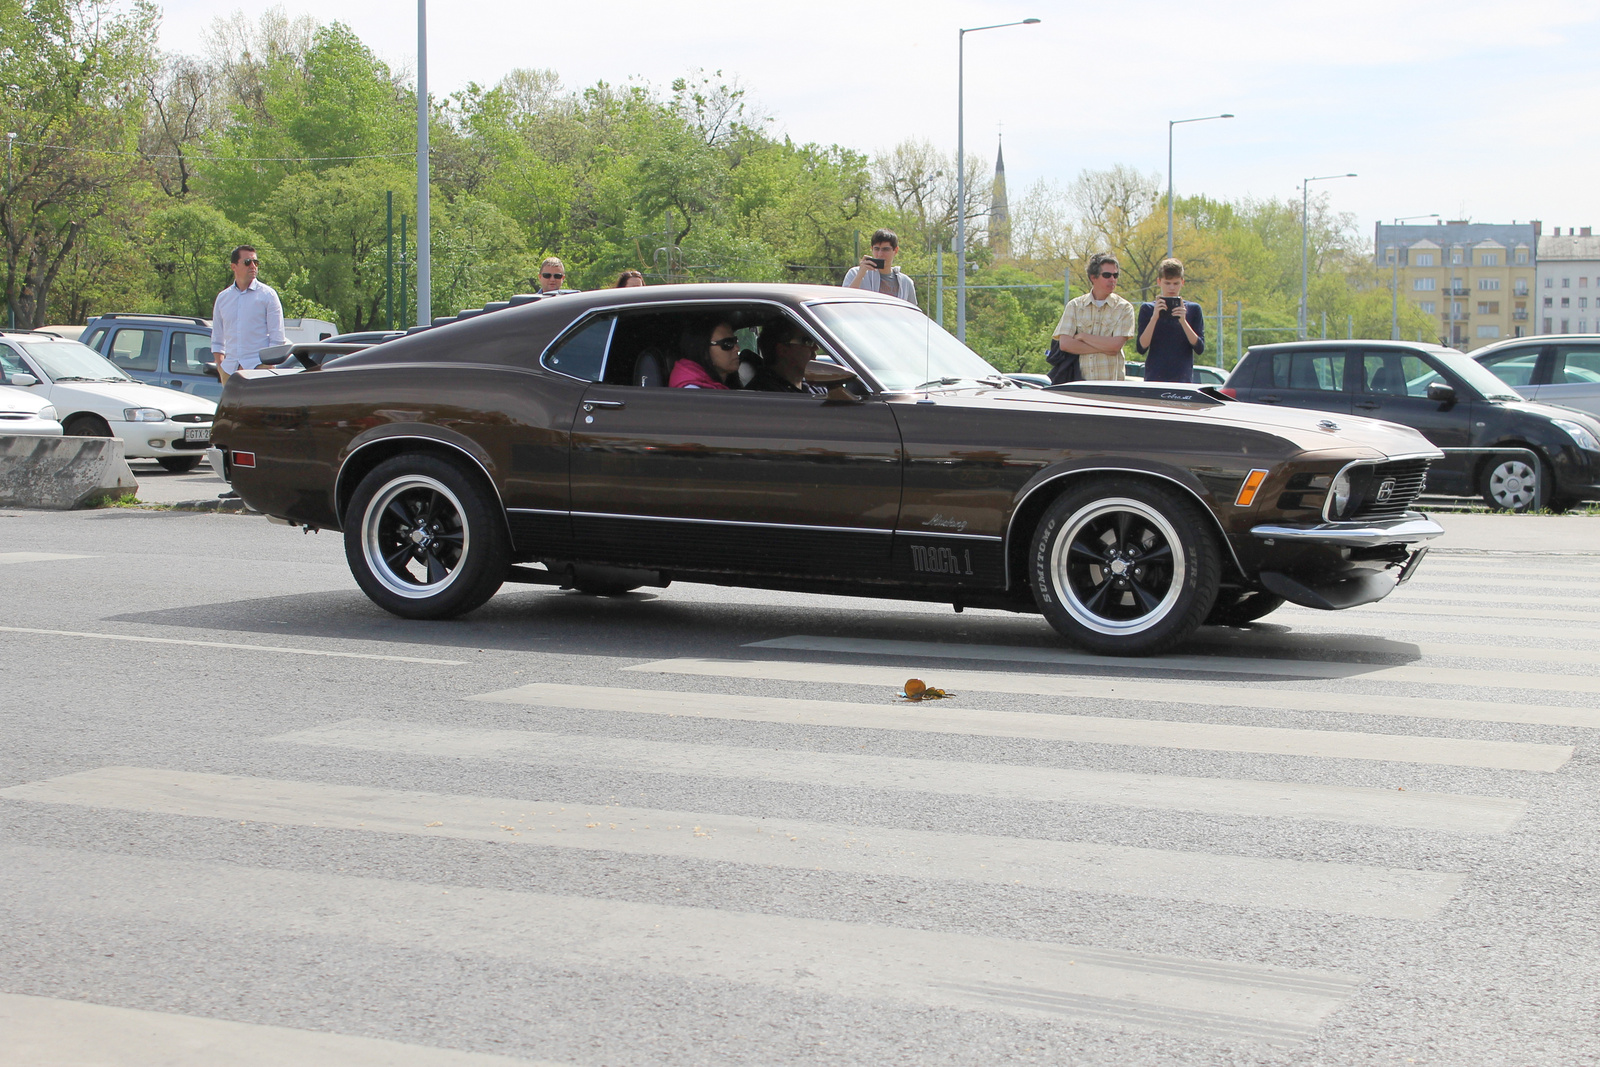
top-left (1135, 257), bottom-right (1205, 382)
top-left (842, 229), bottom-right (917, 303)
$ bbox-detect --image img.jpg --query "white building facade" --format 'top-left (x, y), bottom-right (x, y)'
top-left (1535, 227), bottom-right (1600, 335)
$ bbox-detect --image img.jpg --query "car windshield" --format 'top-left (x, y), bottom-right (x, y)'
top-left (1426, 350), bottom-right (1522, 401)
top-left (17, 339), bottom-right (131, 382)
top-left (807, 300), bottom-right (1009, 392)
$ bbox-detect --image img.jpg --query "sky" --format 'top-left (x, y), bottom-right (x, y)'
top-left (150, 0), bottom-right (1600, 246)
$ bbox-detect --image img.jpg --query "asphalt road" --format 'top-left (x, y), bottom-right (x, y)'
top-left (2, 505), bottom-right (1598, 1066)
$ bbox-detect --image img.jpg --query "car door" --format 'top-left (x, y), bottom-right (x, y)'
top-left (104, 327), bottom-right (164, 388)
top-left (1255, 348), bottom-right (1353, 415)
top-left (565, 308), bottom-right (905, 581)
top-left (1537, 343), bottom-right (1600, 418)
top-left (166, 330), bottom-right (222, 399)
top-left (1352, 350), bottom-right (1473, 446)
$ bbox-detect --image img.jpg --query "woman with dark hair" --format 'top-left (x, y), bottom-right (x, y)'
top-left (669, 319), bottom-right (741, 389)
top-left (614, 270), bottom-right (644, 288)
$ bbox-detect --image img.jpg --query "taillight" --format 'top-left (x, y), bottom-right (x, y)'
top-left (1220, 386), bottom-right (1237, 399)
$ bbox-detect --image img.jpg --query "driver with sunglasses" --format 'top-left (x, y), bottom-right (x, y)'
top-left (1052, 252), bottom-right (1135, 380)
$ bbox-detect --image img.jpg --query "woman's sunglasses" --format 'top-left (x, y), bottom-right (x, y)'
top-left (710, 338), bottom-right (740, 352)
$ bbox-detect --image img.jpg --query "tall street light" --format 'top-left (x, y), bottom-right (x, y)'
top-left (1166, 113), bottom-right (1232, 258)
top-left (1388, 213), bottom-right (1439, 340)
top-left (1300, 172), bottom-right (1356, 339)
top-left (956, 16), bottom-right (1039, 343)
top-left (415, 0), bottom-right (431, 326)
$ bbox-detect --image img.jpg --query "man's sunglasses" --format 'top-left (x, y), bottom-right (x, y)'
top-left (779, 337), bottom-right (818, 348)
top-left (541, 272), bottom-right (564, 279)
top-left (1097, 271), bottom-right (1119, 279)
top-left (241, 258), bottom-right (260, 267)
top-left (710, 338), bottom-right (740, 352)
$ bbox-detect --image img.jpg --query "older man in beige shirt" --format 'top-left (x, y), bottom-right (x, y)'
top-left (1053, 252), bottom-right (1136, 380)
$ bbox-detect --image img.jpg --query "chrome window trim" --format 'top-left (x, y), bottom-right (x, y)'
top-left (335, 434), bottom-right (507, 522)
top-left (538, 312), bottom-right (618, 383)
top-left (1002, 467), bottom-right (1244, 590)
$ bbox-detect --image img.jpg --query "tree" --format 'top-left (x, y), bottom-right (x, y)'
top-left (146, 200), bottom-right (259, 315)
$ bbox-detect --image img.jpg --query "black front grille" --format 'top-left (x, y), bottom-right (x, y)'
top-left (171, 412), bottom-right (212, 424)
top-left (1351, 459), bottom-right (1430, 520)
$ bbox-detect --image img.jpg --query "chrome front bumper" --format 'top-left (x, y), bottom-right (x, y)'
top-left (1249, 514), bottom-right (1444, 548)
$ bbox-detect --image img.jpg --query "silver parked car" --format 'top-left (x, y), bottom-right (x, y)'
top-left (1472, 335), bottom-right (1600, 419)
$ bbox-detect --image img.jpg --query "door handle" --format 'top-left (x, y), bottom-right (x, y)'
top-left (1355, 400), bottom-right (1381, 410)
top-left (1258, 394), bottom-right (1281, 404)
top-left (583, 400), bottom-right (625, 412)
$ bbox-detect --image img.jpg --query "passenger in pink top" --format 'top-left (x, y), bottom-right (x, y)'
top-left (669, 320), bottom-right (741, 389)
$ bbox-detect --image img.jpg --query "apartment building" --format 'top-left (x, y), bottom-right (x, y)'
top-left (1373, 220), bottom-right (1537, 351)
top-left (1534, 226), bottom-right (1600, 335)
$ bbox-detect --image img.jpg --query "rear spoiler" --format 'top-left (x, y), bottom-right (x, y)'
top-left (255, 342), bottom-right (375, 371)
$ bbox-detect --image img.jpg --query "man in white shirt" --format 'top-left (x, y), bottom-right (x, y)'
top-left (210, 246), bottom-right (287, 380)
top-left (841, 229), bottom-right (917, 304)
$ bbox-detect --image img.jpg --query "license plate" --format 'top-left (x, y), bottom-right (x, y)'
top-left (184, 426), bottom-right (210, 442)
top-left (1396, 546), bottom-right (1428, 584)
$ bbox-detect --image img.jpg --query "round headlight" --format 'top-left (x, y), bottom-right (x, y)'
top-left (122, 407), bottom-right (167, 422)
top-left (37, 405), bottom-right (58, 422)
top-left (1328, 470), bottom-right (1353, 520)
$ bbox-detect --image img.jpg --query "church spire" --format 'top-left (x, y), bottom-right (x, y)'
top-left (989, 133), bottom-right (1011, 259)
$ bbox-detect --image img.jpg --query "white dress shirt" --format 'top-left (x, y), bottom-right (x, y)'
top-left (211, 279), bottom-right (288, 372)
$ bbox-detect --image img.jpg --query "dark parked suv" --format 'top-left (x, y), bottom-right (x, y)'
top-left (1224, 341), bottom-right (1600, 511)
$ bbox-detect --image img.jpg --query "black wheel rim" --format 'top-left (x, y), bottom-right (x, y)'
top-left (1050, 498), bottom-right (1185, 635)
top-left (362, 475), bottom-right (470, 598)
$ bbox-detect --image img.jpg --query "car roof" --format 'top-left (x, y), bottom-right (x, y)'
top-left (84, 313), bottom-right (209, 327)
top-left (1471, 334), bottom-right (1600, 356)
top-left (1243, 340), bottom-right (1460, 356)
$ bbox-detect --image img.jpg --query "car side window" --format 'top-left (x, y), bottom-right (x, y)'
top-left (1270, 351), bottom-right (1346, 392)
top-left (1476, 348), bottom-right (1541, 388)
top-left (541, 314), bottom-right (615, 381)
top-left (169, 332), bottom-right (212, 375)
top-left (0, 343), bottom-right (27, 382)
top-left (1553, 345), bottom-right (1600, 384)
top-left (1360, 353), bottom-right (1406, 396)
top-left (108, 328), bottom-right (161, 372)
top-left (1401, 355), bottom-right (1442, 397)
top-left (83, 327), bottom-right (107, 352)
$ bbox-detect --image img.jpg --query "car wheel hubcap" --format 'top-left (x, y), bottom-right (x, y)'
top-left (1051, 498), bottom-right (1185, 635)
top-left (1490, 460), bottom-right (1536, 509)
top-left (363, 475), bottom-right (469, 599)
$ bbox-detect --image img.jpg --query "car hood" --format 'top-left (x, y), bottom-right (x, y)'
top-left (928, 386), bottom-right (1440, 460)
top-left (47, 379), bottom-right (217, 417)
top-left (0, 384), bottom-right (54, 415)
top-left (1493, 397), bottom-right (1600, 436)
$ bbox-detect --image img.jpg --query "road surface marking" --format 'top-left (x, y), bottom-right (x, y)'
top-left (0, 993), bottom-right (565, 1067)
top-left (0, 625), bottom-right (466, 665)
top-left (274, 719), bottom-right (1526, 834)
top-left (747, 635), bottom-right (1600, 693)
top-left (484, 679), bottom-right (1573, 772)
top-left (0, 551), bottom-right (97, 565)
top-left (0, 768), bottom-right (1465, 919)
top-left (2, 843), bottom-right (1361, 1046)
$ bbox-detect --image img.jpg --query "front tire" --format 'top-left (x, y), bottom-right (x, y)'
top-left (1028, 480), bottom-right (1221, 655)
top-left (344, 454), bottom-right (509, 619)
top-left (64, 414), bottom-right (112, 437)
top-left (1479, 453), bottom-right (1547, 512)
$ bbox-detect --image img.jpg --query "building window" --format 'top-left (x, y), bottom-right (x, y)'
top-left (1477, 326), bottom-right (1501, 338)
top-left (1514, 326), bottom-right (1525, 337)
top-left (1451, 251), bottom-right (1463, 265)
top-left (1413, 277), bottom-right (1436, 291)
top-left (1419, 301), bottom-right (1436, 314)
top-left (1562, 319), bottom-right (1571, 332)
top-left (1384, 246), bottom-right (1396, 264)
top-left (1546, 277), bottom-right (1554, 288)
top-left (1477, 302), bottom-right (1500, 314)
top-left (1545, 296), bottom-right (1554, 307)
top-left (1478, 278), bottom-right (1501, 291)
top-left (1514, 284), bottom-right (1529, 296)
top-left (1582, 320), bottom-right (1590, 332)
top-left (1414, 253), bottom-right (1435, 267)
top-left (1562, 297), bottom-right (1571, 308)
top-left (1479, 252), bottom-right (1500, 266)
top-left (1515, 250), bottom-right (1529, 264)
top-left (1545, 317), bottom-right (1555, 332)
top-left (1582, 297), bottom-right (1590, 309)
top-left (1583, 277), bottom-right (1590, 288)
top-left (1563, 277), bottom-right (1571, 287)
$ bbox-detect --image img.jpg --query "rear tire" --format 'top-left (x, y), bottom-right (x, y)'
top-left (157, 456), bottom-right (201, 472)
top-left (1028, 479), bottom-right (1221, 656)
top-left (1206, 590), bottom-right (1286, 626)
top-left (343, 454), bottom-right (509, 619)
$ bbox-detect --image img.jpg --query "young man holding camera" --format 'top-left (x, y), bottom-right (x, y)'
top-left (1135, 257), bottom-right (1205, 382)
top-left (842, 229), bottom-right (917, 304)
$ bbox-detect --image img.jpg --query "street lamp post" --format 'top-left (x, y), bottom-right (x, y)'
top-left (1166, 114), bottom-right (1232, 258)
top-left (1388, 213), bottom-right (1439, 340)
top-left (1300, 172), bottom-right (1356, 340)
top-left (956, 17), bottom-right (1039, 343)
top-left (415, 0), bottom-right (431, 326)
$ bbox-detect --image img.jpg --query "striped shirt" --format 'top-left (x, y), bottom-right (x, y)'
top-left (1054, 293), bottom-right (1136, 380)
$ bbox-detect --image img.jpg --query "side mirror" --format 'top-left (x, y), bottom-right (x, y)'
top-left (803, 359), bottom-right (863, 403)
top-left (9, 373), bottom-right (38, 387)
top-left (1426, 381), bottom-right (1457, 405)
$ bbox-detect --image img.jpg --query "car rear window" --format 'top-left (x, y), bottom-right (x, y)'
top-left (1270, 351), bottom-right (1346, 392)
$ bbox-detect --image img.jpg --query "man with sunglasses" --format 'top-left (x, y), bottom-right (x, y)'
top-left (210, 245), bottom-right (287, 380)
top-left (537, 257), bottom-right (578, 297)
top-left (749, 322), bottom-right (829, 395)
top-left (1051, 252), bottom-right (1135, 380)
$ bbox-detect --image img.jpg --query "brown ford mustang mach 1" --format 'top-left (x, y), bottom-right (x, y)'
top-left (216, 284), bottom-right (1443, 655)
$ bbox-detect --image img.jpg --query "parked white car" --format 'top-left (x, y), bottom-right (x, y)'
top-left (0, 383), bottom-right (64, 436)
top-left (0, 332), bottom-right (216, 470)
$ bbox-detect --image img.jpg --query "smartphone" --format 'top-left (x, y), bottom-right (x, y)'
top-left (866, 257), bottom-right (885, 269)
top-left (1162, 297), bottom-right (1183, 312)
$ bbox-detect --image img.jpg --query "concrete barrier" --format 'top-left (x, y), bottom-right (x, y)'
top-left (0, 435), bottom-right (139, 509)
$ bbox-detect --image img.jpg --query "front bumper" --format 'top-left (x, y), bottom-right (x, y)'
top-left (1249, 514), bottom-right (1444, 548)
top-left (114, 419), bottom-right (213, 458)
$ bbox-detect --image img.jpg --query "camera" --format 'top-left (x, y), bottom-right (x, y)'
top-left (866, 256), bottom-right (885, 269)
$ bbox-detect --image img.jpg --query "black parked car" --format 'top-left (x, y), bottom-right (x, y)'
top-left (1223, 341), bottom-right (1600, 511)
